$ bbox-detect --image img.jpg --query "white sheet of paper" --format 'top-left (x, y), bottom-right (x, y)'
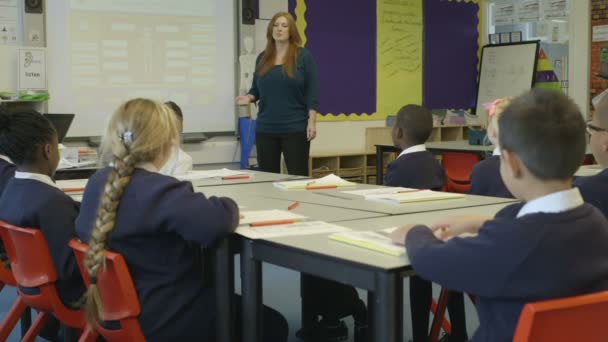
top-left (239, 209), bottom-right (306, 225)
top-left (56, 179), bottom-right (88, 194)
top-left (365, 190), bottom-right (465, 204)
top-left (236, 220), bottom-right (350, 239)
top-left (176, 168), bottom-right (252, 181)
top-left (273, 173), bottom-right (356, 190)
top-left (341, 187), bottom-right (420, 198)
top-left (259, 0), bottom-right (287, 19)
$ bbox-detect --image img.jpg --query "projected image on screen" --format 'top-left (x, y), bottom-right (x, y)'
top-left (47, 0), bottom-right (235, 136)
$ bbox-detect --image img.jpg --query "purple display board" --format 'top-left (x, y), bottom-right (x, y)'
top-left (423, 0), bottom-right (480, 110)
top-left (289, 0), bottom-right (376, 116)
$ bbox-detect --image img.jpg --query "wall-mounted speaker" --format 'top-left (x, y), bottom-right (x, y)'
top-left (24, 0), bottom-right (43, 14)
top-left (242, 0), bottom-right (255, 25)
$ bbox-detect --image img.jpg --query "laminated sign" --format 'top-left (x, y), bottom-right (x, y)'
top-left (18, 47), bottom-right (47, 90)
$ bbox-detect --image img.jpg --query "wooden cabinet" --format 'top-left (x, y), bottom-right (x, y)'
top-left (308, 124), bottom-right (480, 183)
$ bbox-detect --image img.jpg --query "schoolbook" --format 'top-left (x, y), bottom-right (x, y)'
top-left (330, 227), bottom-right (475, 256)
top-left (273, 173), bottom-right (356, 190)
top-left (329, 228), bottom-right (405, 256)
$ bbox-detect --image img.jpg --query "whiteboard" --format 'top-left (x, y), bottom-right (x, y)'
top-left (475, 42), bottom-right (539, 124)
top-left (46, 0), bottom-right (236, 137)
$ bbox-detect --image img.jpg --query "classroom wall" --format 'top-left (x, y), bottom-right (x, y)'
top-left (5, 1), bottom-right (592, 165)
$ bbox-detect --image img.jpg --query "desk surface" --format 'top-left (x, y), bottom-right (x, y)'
top-left (255, 203), bottom-right (511, 271)
top-left (198, 189), bottom-right (387, 223)
top-left (200, 182), bottom-right (517, 215)
top-left (190, 170), bottom-right (308, 187)
top-left (425, 140), bottom-right (495, 153)
top-left (424, 140), bottom-right (593, 155)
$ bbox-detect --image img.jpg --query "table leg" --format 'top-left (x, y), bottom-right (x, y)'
top-left (370, 272), bottom-right (403, 342)
top-left (241, 239), bottom-right (263, 342)
top-left (214, 237), bottom-right (235, 342)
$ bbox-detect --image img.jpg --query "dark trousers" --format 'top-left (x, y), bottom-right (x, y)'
top-left (255, 132), bottom-right (310, 176)
top-left (410, 276), bottom-right (468, 342)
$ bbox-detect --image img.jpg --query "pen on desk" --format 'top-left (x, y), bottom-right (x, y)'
top-left (223, 175), bottom-right (250, 180)
top-left (305, 185), bottom-right (337, 190)
top-left (287, 201), bottom-right (300, 210)
top-left (250, 219), bottom-right (299, 227)
top-left (312, 192), bottom-right (354, 200)
top-left (62, 187), bottom-right (85, 193)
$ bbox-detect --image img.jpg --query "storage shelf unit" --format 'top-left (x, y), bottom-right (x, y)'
top-left (309, 125), bottom-right (480, 183)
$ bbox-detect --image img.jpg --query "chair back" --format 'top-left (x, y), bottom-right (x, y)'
top-left (442, 152), bottom-right (480, 193)
top-left (513, 291), bottom-right (608, 342)
top-left (69, 239), bottom-right (145, 342)
top-left (0, 221), bottom-right (85, 328)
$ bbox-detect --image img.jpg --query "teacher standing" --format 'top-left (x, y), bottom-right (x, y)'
top-left (236, 12), bottom-right (319, 176)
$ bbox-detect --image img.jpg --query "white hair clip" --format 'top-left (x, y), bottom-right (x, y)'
top-left (119, 131), bottom-right (134, 145)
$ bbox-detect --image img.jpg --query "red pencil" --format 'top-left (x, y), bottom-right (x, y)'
top-left (305, 185), bottom-right (337, 190)
top-left (223, 175), bottom-right (250, 180)
top-left (62, 187), bottom-right (85, 193)
top-left (250, 219), bottom-right (298, 227)
top-left (287, 201), bottom-right (300, 210)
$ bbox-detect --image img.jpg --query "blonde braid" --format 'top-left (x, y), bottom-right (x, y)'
top-left (83, 145), bottom-right (136, 325)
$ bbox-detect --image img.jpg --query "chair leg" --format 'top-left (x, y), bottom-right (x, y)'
top-left (429, 289), bottom-right (451, 342)
top-left (0, 297), bottom-right (27, 341)
top-left (20, 307), bottom-right (32, 338)
top-left (22, 311), bottom-right (50, 342)
top-left (79, 325), bottom-right (98, 342)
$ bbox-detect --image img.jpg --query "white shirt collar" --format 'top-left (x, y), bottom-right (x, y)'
top-left (0, 154), bottom-right (13, 164)
top-left (398, 144), bottom-right (426, 158)
top-left (136, 162), bottom-right (159, 173)
top-left (14, 171), bottom-right (60, 190)
top-left (517, 188), bottom-right (584, 218)
top-left (492, 147), bottom-right (501, 156)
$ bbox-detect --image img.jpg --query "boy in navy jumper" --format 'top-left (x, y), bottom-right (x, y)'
top-left (391, 89), bottom-right (608, 342)
top-left (0, 110), bottom-right (85, 340)
top-left (76, 99), bottom-right (287, 342)
top-left (469, 98), bottom-right (513, 198)
top-left (0, 109), bottom-right (16, 195)
top-left (573, 95), bottom-right (608, 217)
top-left (385, 104), bottom-right (444, 190)
top-left (385, 104), bottom-right (467, 342)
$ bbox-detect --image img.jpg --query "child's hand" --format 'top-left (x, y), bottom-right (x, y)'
top-left (389, 224), bottom-right (418, 246)
top-left (235, 95), bottom-right (251, 106)
top-left (431, 215), bottom-right (490, 240)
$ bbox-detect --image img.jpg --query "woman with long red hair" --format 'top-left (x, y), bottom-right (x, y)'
top-left (235, 12), bottom-right (319, 176)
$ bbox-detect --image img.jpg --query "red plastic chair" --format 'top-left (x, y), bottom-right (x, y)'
top-left (0, 253), bottom-right (29, 341)
top-left (0, 221), bottom-right (94, 342)
top-left (429, 289), bottom-right (477, 342)
top-left (442, 152), bottom-right (481, 193)
top-left (69, 239), bottom-right (145, 342)
top-left (512, 290), bottom-right (608, 342)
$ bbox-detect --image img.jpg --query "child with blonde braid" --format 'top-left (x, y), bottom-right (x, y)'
top-left (469, 98), bottom-right (514, 198)
top-left (76, 98), bottom-right (288, 342)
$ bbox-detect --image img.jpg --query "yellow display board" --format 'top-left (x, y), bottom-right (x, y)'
top-left (375, 0), bottom-right (423, 119)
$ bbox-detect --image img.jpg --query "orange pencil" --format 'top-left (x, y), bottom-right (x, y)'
top-left (305, 185), bottom-right (337, 190)
top-left (250, 219), bottom-right (298, 227)
top-left (62, 187), bottom-right (85, 193)
top-left (223, 175), bottom-right (250, 180)
top-left (287, 201), bottom-right (300, 210)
